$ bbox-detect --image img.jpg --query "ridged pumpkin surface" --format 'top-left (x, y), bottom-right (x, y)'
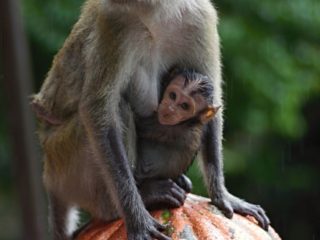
top-left (77, 194), bottom-right (281, 240)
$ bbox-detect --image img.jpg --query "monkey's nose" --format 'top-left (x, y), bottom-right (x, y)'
top-left (168, 105), bottom-right (175, 112)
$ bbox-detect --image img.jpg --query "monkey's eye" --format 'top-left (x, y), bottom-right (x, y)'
top-left (169, 92), bottom-right (176, 100)
top-left (181, 103), bottom-right (189, 110)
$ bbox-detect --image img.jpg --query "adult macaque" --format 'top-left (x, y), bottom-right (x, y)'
top-left (32, 0), bottom-right (270, 239)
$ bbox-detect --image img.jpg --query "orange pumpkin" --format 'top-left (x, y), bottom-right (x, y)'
top-left (77, 194), bottom-right (281, 240)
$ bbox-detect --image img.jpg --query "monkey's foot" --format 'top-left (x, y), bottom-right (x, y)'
top-left (127, 214), bottom-right (170, 240)
top-left (211, 192), bottom-right (270, 231)
top-left (138, 179), bottom-right (187, 209)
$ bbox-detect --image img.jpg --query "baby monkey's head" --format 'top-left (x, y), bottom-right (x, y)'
top-left (158, 69), bottom-right (220, 126)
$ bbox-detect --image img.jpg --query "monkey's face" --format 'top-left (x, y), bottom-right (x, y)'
top-left (158, 75), bottom-right (209, 125)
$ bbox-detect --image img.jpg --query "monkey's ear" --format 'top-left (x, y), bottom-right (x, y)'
top-left (200, 105), bottom-right (221, 124)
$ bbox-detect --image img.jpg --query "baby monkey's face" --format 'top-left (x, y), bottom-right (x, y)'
top-left (158, 75), bottom-right (219, 126)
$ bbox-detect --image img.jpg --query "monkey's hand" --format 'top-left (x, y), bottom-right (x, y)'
top-left (210, 190), bottom-right (270, 230)
top-left (127, 211), bottom-right (171, 240)
top-left (138, 178), bottom-right (188, 210)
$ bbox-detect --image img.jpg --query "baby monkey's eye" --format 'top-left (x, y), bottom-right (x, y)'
top-left (181, 102), bottom-right (189, 110)
top-left (169, 92), bottom-right (176, 100)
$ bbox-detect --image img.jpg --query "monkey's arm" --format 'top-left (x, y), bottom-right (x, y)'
top-left (187, 8), bottom-right (270, 230)
top-left (78, 28), bottom-right (169, 239)
top-left (80, 94), bottom-right (169, 239)
top-left (201, 116), bottom-right (270, 230)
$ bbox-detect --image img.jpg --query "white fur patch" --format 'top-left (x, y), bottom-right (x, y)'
top-left (66, 207), bottom-right (79, 236)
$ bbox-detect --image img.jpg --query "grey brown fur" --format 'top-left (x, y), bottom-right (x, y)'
top-left (32, 0), bottom-right (270, 239)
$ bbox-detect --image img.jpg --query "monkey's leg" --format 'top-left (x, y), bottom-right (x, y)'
top-left (48, 193), bottom-right (79, 240)
top-left (138, 178), bottom-right (188, 210)
top-left (201, 116), bottom-right (270, 230)
top-left (88, 183), bottom-right (121, 221)
top-left (79, 124), bottom-right (169, 239)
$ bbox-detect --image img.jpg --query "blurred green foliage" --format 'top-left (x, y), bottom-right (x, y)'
top-left (0, 0), bottom-right (319, 239)
top-left (219, 0), bottom-right (320, 138)
top-left (22, 0), bottom-right (81, 52)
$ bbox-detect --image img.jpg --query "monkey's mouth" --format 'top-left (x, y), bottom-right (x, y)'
top-left (158, 114), bottom-right (177, 126)
top-left (158, 103), bottom-right (178, 125)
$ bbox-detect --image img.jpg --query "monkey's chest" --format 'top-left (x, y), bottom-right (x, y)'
top-left (126, 60), bottom-right (164, 117)
top-left (124, 23), bottom-right (187, 117)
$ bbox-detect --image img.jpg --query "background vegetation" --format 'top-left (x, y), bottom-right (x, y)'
top-left (0, 0), bottom-right (319, 239)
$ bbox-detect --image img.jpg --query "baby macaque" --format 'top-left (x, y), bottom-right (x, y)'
top-left (135, 69), bottom-right (220, 209)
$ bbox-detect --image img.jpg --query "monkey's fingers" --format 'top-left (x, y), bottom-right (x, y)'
top-left (157, 180), bottom-right (186, 207)
top-left (170, 182), bottom-right (187, 203)
top-left (140, 179), bottom-right (187, 209)
top-left (234, 204), bottom-right (270, 230)
top-left (257, 207), bottom-right (270, 230)
top-left (150, 228), bottom-right (171, 240)
top-left (159, 195), bottom-right (182, 208)
top-left (149, 218), bottom-right (171, 240)
top-left (251, 204), bottom-right (270, 230)
top-left (151, 218), bottom-right (166, 232)
top-left (228, 195), bottom-right (270, 231)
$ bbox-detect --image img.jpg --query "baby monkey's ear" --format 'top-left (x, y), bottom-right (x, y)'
top-left (199, 105), bottom-right (221, 124)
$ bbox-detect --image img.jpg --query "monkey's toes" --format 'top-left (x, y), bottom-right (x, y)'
top-left (234, 203), bottom-right (270, 231)
top-left (211, 197), bottom-right (234, 219)
top-left (149, 217), bottom-right (171, 240)
top-left (150, 228), bottom-right (171, 240)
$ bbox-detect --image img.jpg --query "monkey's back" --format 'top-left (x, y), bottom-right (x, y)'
top-left (32, 0), bottom-right (99, 122)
